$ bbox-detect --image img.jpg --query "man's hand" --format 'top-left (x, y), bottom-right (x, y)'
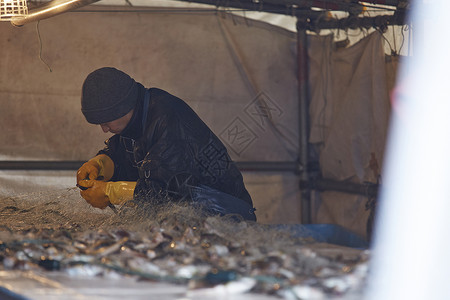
top-left (78, 180), bottom-right (136, 208)
top-left (79, 180), bottom-right (110, 209)
top-left (77, 161), bottom-right (101, 184)
top-left (76, 154), bottom-right (115, 186)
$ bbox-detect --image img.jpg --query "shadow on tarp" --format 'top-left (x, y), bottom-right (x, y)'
top-left (266, 224), bottom-right (369, 249)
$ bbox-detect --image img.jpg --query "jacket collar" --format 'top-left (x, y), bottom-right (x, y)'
top-left (120, 83), bottom-right (146, 140)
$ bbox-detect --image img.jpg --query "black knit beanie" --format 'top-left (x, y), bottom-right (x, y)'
top-left (81, 67), bottom-right (139, 124)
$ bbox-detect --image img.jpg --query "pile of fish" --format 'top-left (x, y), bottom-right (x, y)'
top-left (0, 189), bottom-right (370, 298)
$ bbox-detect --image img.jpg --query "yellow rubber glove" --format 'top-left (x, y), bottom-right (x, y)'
top-left (79, 180), bottom-right (110, 209)
top-left (105, 181), bottom-right (137, 205)
top-left (77, 154), bottom-right (114, 185)
top-left (79, 180), bottom-right (136, 208)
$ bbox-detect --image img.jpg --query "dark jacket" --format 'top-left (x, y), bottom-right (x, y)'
top-left (99, 85), bottom-right (253, 208)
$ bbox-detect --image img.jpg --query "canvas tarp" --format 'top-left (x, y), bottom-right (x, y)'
top-left (308, 32), bottom-right (399, 237)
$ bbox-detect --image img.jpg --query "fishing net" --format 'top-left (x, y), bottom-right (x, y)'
top-left (0, 188), bottom-right (369, 298)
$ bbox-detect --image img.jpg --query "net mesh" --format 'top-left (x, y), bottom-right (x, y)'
top-left (0, 0), bottom-right (27, 21)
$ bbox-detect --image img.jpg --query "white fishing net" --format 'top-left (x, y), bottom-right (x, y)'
top-left (0, 188), bottom-right (369, 298)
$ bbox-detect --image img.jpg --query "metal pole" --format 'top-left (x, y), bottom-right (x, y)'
top-left (0, 161), bottom-right (85, 170)
top-left (297, 21), bottom-right (311, 224)
top-left (11, 0), bottom-right (100, 26)
top-left (301, 178), bottom-right (379, 198)
top-left (0, 160), bottom-right (300, 172)
top-left (297, 14), bottom-right (406, 31)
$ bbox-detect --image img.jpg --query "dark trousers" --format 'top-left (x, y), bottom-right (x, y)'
top-left (191, 185), bottom-right (256, 222)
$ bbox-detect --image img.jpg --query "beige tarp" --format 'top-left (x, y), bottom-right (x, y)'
top-left (0, 8), bottom-right (298, 161)
top-left (308, 32), bottom-right (398, 237)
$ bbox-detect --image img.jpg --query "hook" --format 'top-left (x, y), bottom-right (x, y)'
top-left (377, 27), bottom-right (396, 56)
top-left (397, 24), bottom-right (407, 55)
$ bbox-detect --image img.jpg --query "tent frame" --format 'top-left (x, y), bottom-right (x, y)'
top-left (0, 0), bottom-right (408, 223)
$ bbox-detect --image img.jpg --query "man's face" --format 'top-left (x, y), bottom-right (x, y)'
top-left (100, 110), bottom-right (134, 134)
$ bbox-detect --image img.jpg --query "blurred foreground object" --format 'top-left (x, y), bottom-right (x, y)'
top-left (366, 0), bottom-right (450, 299)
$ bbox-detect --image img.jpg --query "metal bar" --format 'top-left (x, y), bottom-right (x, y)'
top-left (293, 0), bottom-right (363, 10)
top-left (10, 0), bottom-right (407, 27)
top-left (0, 160), bottom-right (299, 172)
top-left (297, 13), bottom-right (406, 31)
top-left (297, 23), bottom-right (312, 224)
top-left (361, 0), bottom-right (402, 7)
top-left (301, 178), bottom-right (379, 198)
top-left (174, 0), bottom-right (297, 16)
top-left (11, 0), bottom-right (100, 26)
top-left (236, 161), bottom-right (299, 172)
top-left (174, 0), bottom-right (403, 13)
top-left (71, 2), bottom-right (407, 29)
top-left (72, 2), bottom-right (407, 29)
top-left (289, 0), bottom-right (402, 10)
top-left (0, 161), bottom-right (85, 170)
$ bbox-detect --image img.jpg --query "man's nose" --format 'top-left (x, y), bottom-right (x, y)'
top-left (100, 124), bottom-right (110, 133)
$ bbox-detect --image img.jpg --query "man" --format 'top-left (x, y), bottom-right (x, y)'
top-left (76, 67), bottom-right (256, 221)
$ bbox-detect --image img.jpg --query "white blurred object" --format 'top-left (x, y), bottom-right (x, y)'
top-left (366, 0), bottom-right (450, 300)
